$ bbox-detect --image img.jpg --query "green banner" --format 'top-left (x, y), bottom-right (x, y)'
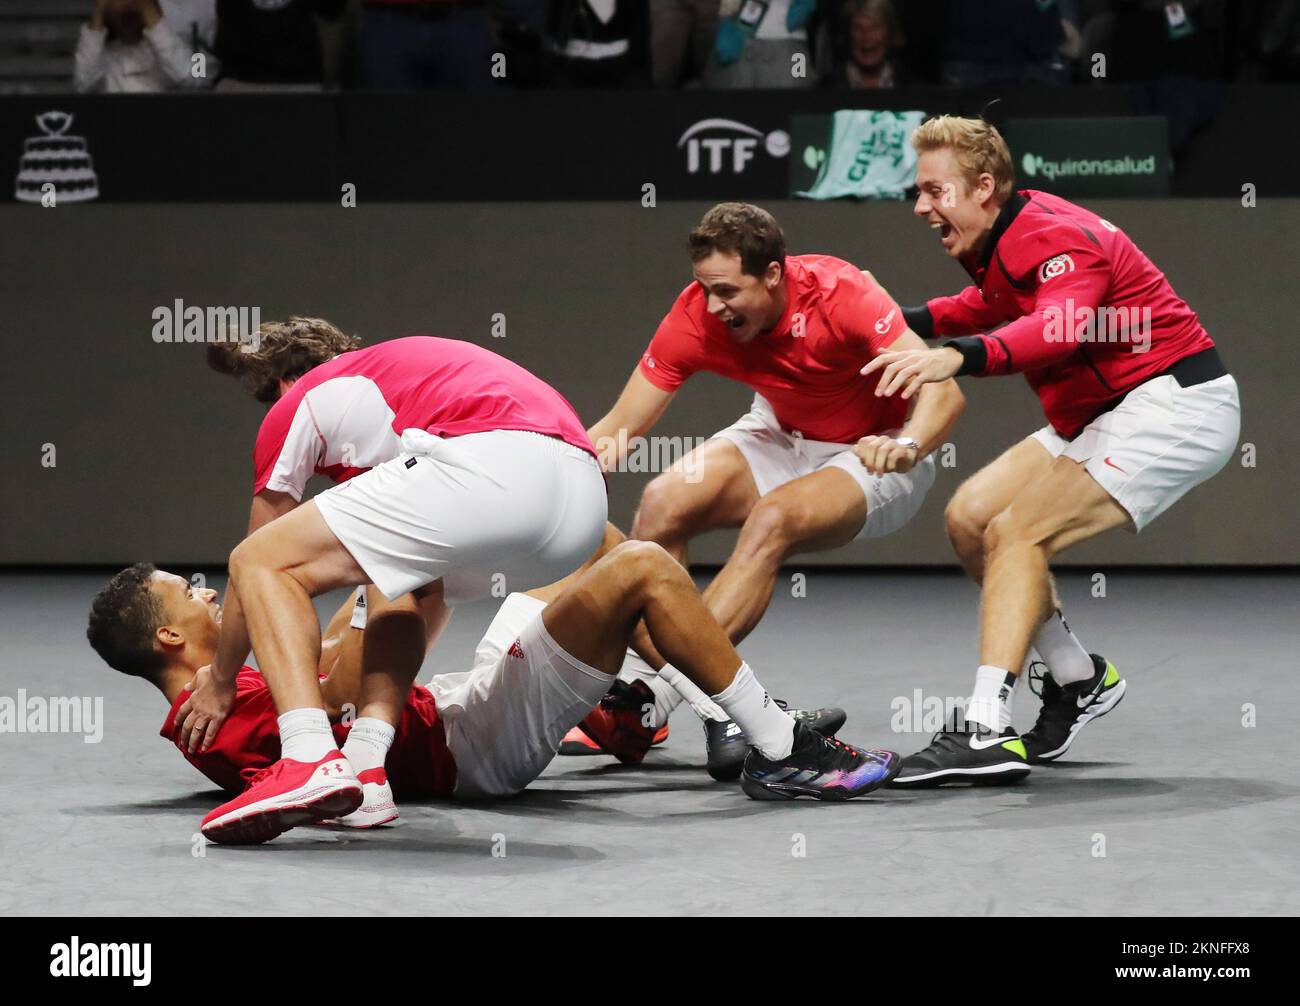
top-left (1006, 117), bottom-right (1170, 197)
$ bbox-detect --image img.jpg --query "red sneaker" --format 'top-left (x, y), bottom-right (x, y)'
top-left (201, 751), bottom-right (361, 845)
top-left (576, 680), bottom-right (659, 765)
top-left (559, 726), bottom-right (607, 756)
top-left (560, 711), bottom-right (668, 757)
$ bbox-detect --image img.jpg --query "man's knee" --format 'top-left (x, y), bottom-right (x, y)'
top-left (228, 537), bottom-right (262, 585)
top-left (632, 474), bottom-right (695, 542)
top-left (734, 496), bottom-right (799, 562)
top-left (983, 507), bottom-right (1047, 557)
top-left (607, 539), bottom-right (688, 597)
top-left (944, 485), bottom-right (994, 550)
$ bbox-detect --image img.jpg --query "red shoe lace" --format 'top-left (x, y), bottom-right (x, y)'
top-left (239, 764), bottom-right (278, 790)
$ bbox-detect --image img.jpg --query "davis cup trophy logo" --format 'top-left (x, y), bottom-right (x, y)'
top-left (14, 111), bottom-right (100, 204)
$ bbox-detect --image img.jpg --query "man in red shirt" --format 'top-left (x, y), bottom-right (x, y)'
top-left (87, 537), bottom-right (902, 844)
top-left (862, 115), bottom-right (1240, 785)
top-left (588, 203), bottom-right (966, 744)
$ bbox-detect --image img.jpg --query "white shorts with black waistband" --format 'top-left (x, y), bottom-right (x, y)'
top-left (712, 394), bottom-right (935, 541)
top-left (314, 428), bottom-right (607, 604)
top-left (1030, 374), bottom-right (1240, 532)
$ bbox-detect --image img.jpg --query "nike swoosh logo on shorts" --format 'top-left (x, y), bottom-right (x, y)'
top-left (1103, 456), bottom-right (1126, 473)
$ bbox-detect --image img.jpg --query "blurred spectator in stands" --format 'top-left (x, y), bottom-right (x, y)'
top-left (820, 0), bottom-right (903, 88)
top-left (214, 0), bottom-right (344, 90)
top-left (358, 0), bottom-right (498, 89)
top-left (707, 0), bottom-right (816, 87)
top-left (76, 0), bottom-right (207, 92)
top-left (548, 0), bottom-right (650, 86)
top-left (491, 0), bottom-right (550, 87)
top-left (1081, 1), bottom-right (1226, 153)
top-left (940, 0), bottom-right (1067, 87)
top-left (649, 0), bottom-right (718, 85)
top-left (1242, 0), bottom-right (1300, 80)
top-left (1081, 0), bottom-right (1223, 81)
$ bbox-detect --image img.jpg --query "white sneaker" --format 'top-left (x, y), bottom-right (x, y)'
top-left (322, 768), bottom-right (398, 828)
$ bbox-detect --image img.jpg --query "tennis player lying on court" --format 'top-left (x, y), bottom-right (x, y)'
top-left (86, 533), bottom-right (872, 842)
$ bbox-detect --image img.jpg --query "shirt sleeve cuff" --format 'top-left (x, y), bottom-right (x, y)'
top-left (943, 336), bottom-right (987, 377)
top-left (903, 304), bottom-right (935, 339)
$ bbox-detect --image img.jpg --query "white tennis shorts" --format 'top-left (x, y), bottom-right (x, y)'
top-left (1031, 374), bottom-right (1240, 532)
top-left (713, 394), bottom-right (935, 540)
top-left (428, 594), bottom-right (613, 798)
top-left (315, 429), bottom-right (607, 604)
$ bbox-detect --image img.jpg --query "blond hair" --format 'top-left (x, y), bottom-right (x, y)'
top-left (912, 115), bottom-right (1015, 202)
top-left (207, 316), bottom-right (361, 403)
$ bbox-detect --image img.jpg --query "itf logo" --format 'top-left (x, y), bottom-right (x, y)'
top-left (15, 111), bottom-right (99, 204)
top-left (678, 119), bottom-right (790, 175)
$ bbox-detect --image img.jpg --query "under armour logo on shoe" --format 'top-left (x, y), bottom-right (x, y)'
top-left (321, 762), bottom-right (345, 776)
top-left (508, 639), bottom-right (526, 659)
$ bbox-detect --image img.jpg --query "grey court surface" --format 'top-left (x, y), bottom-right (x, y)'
top-left (2, 568), bottom-right (1297, 916)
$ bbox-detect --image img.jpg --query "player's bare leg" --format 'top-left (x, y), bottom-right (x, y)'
top-left (894, 459), bottom-right (1132, 789)
top-left (701, 467), bottom-right (866, 645)
top-left (355, 583), bottom-right (451, 726)
top-left (631, 437), bottom-right (758, 563)
top-left (945, 436), bottom-right (1054, 583)
top-left (979, 459), bottom-right (1130, 681)
top-left (224, 501), bottom-right (370, 715)
top-left (945, 435), bottom-right (1097, 714)
top-left (201, 502), bottom-right (376, 843)
top-left (325, 582), bottom-right (453, 828)
top-left (542, 540), bottom-right (901, 800)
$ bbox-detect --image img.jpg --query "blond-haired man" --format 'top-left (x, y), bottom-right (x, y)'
top-left (863, 115), bottom-right (1240, 785)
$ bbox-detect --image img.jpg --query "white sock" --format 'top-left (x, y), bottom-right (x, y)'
top-left (341, 717), bottom-right (396, 774)
top-left (659, 663), bottom-right (729, 723)
top-left (966, 665), bottom-right (1016, 733)
top-left (618, 655), bottom-right (728, 726)
top-left (710, 663), bottom-right (795, 760)
top-left (1033, 609), bottom-right (1095, 685)
top-left (278, 707), bottom-right (337, 763)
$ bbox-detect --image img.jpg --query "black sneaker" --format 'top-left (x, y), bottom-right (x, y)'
top-left (891, 722), bottom-right (1031, 787)
top-left (704, 700), bottom-right (849, 782)
top-left (704, 716), bottom-right (748, 782)
top-left (741, 721), bottom-right (900, 801)
top-left (1022, 654), bottom-right (1126, 763)
top-left (778, 698), bottom-right (847, 737)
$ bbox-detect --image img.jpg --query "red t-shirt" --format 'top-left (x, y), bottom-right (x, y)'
top-left (159, 667), bottom-right (457, 799)
top-left (253, 336), bottom-right (596, 500)
top-left (925, 189), bottom-right (1216, 438)
top-left (640, 254), bottom-right (908, 443)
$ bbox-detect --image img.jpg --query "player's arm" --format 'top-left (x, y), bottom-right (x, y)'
top-left (248, 488), bottom-right (297, 533)
top-left (856, 329), bottom-right (965, 475)
top-left (944, 250), bottom-right (1111, 375)
top-left (586, 368), bottom-right (675, 472)
top-left (906, 284), bottom-right (1007, 338)
top-left (863, 245), bottom-right (1110, 394)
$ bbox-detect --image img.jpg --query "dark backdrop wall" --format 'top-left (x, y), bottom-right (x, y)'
top-left (1, 199), bottom-right (1294, 567)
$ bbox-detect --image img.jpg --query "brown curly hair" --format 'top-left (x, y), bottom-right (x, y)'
top-left (207, 316), bottom-right (362, 403)
top-left (687, 203), bottom-right (787, 279)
